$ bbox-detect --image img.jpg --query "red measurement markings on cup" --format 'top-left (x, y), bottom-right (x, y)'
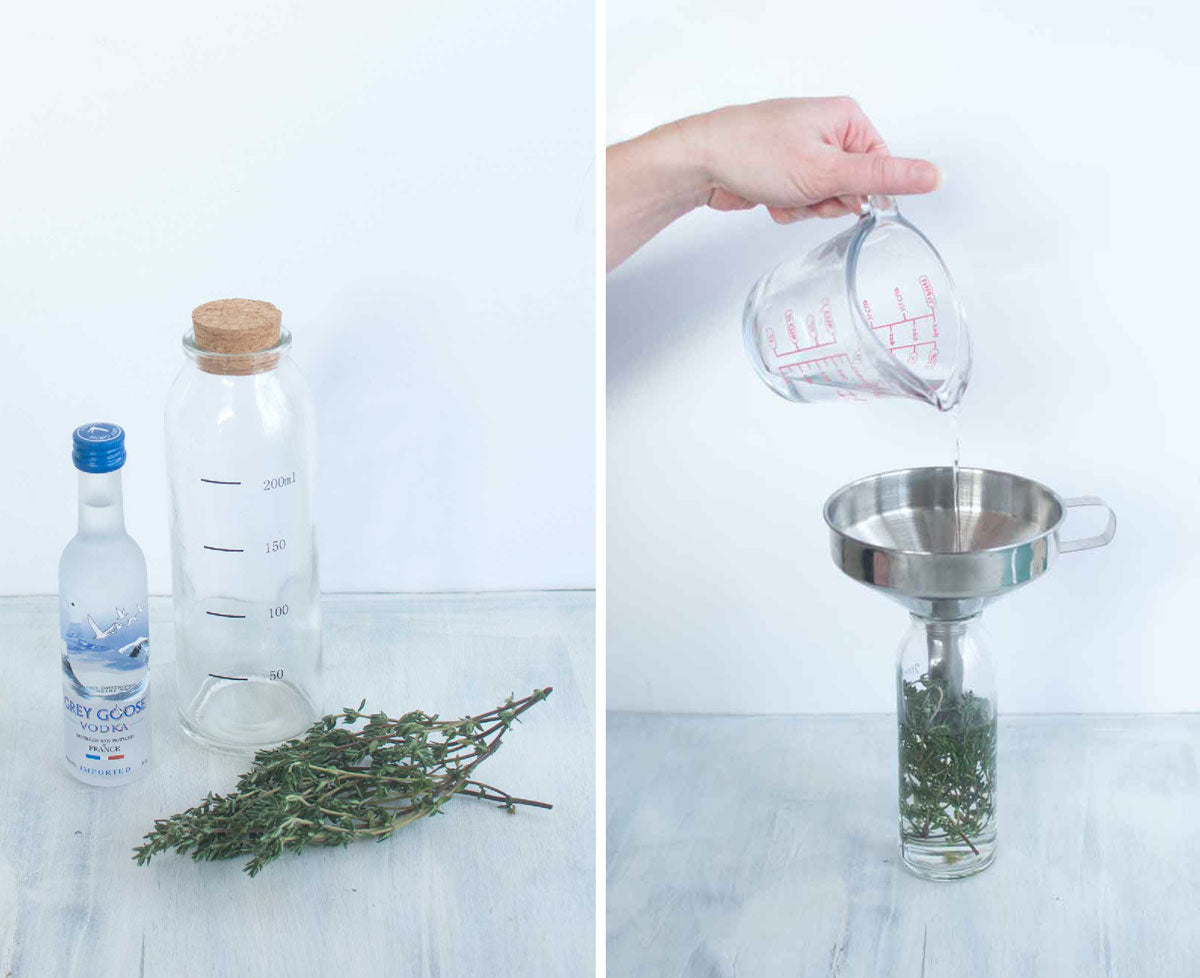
top-left (769, 297), bottom-right (878, 393)
top-left (768, 299), bottom-right (838, 360)
top-left (779, 349), bottom-right (880, 398)
top-left (864, 277), bottom-right (941, 370)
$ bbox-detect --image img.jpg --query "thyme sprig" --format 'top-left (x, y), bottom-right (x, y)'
top-left (898, 675), bottom-right (995, 854)
top-left (135, 688), bottom-right (553, 876)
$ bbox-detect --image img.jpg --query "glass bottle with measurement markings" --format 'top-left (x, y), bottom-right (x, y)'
top-left (165, 299), bottom-right (321, 751)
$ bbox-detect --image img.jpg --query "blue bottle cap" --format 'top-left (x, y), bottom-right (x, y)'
top-left (72, 422), bottom-right (126, 473)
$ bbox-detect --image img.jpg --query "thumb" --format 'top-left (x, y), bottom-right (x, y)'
top-left (829, 152), bottom-right (942, 198)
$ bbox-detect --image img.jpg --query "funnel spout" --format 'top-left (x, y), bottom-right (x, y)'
top-left (921, 616), bottom-right (974, 703)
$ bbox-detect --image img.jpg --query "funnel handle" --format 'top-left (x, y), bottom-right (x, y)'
top-left (1059, 497), bottom-right (1117, 553)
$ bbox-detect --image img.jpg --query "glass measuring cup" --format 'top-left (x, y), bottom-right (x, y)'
top-left (743, 196), bottom-right (970, 410)
top-left (165, 303), bottom-right (321, 752)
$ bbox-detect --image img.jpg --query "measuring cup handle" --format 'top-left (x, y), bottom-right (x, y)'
top-left (1059, 497), bottom-right (1117, 553)
top-left (866, 194), bottom-right (899, 217)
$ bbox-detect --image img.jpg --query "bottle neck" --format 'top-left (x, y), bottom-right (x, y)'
top-left (910, 613), bottom-right (981, 704)
top-left (77, 470), bottom-right (126, 535)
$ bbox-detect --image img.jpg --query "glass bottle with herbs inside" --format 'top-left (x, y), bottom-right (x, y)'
top-left (896, 613), bottom-right (996, 879)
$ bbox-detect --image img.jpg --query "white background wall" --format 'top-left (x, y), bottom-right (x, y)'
top-left (0, 0), bottom-right (594, 594)
top-left (608, 0), bottom-right (1200, 713)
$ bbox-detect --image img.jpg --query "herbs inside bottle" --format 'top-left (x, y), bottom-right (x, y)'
top-left (898, 673), bottom-right (996, 855)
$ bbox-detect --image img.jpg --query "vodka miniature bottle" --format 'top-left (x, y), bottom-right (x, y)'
top-left (58, 423), bottom-right (152, 785)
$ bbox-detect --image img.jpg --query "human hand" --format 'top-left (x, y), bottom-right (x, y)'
top-left (606, 95), bottom-right (940, 269)
top-left (688, 96), bottom-right (941, 224)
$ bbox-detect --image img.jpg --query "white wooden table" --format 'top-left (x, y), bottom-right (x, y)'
top-left (608, 712), bottom-right (1200, 977)
top-left (0, 593), bottom-right (594, 978)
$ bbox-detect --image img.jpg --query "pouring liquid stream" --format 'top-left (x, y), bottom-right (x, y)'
top-left (950, 405), bottom-right (962, 553)
top-left (932, 360), bottom-right (966, 553)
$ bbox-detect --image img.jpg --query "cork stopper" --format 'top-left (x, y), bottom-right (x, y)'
top-left (191, 299), bottom-right (283, 375)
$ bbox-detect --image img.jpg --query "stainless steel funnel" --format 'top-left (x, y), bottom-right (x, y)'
top-left (824, 467), bottom-right (1116, 619)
